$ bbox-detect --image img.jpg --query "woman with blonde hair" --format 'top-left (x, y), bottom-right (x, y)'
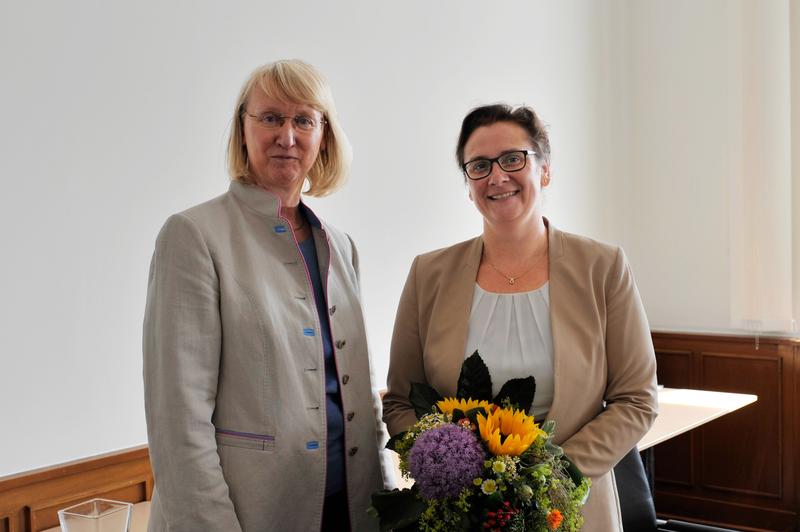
top-left (144, 59), bottom-right (383, 531)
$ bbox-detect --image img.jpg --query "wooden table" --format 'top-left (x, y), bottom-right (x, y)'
top-left (638, 387), bottom-right (757, 451)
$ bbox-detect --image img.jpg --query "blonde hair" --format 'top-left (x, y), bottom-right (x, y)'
top-left (227, 60), bottom-right (352, 197)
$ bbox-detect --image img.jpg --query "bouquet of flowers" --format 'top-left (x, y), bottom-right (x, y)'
top-left (370, 353), bottom-right (590, 531)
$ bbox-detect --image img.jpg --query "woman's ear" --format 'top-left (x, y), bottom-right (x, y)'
top-left (540, 165), bottom-right (551, 187)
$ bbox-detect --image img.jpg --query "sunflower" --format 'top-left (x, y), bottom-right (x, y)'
top-left (436, 397), bottom-right (492, 417)
top-left (477, 407), bottom-right (546, 456)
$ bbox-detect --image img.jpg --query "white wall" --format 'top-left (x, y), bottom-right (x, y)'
top-left (0, 0), bottom-right (609, 477)
top-left (599, 0), bottom-right (798, 334)
top-left (600, 0), bottom-right (739, 330)
top-left (0, 0), bottom-right (795, 477)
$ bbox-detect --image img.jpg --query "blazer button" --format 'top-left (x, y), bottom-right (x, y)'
top-left (346, 411), bottom-right (355, 421)
top-left (348, 446), bottom-right (358, 457)
top-left (341, 374), bottom-right (350, 385)
top-left (335, 339), bottom-right (346, 349)
top-left (329, 305), bottom-right (336, 315)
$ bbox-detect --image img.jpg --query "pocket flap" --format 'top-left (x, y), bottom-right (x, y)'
top-left (215, 429), bottom-right (275, 451)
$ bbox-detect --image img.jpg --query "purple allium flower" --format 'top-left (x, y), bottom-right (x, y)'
top-left (408, 424), bottom-right (485, 499)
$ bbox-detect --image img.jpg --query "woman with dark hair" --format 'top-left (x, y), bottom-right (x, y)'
top-left (382, 104), bottom-right (658, 531)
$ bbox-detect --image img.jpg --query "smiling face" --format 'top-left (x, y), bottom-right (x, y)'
top-left (242, 88), bottom-right (326, 203)
top-left (463, 121), bottom-right (549, 229)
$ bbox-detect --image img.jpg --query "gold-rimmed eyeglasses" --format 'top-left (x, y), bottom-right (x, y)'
top-left (242, 110), bottom-right (326, 132)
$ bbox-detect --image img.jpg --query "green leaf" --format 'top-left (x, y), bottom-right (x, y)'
top-left (545, 440), bottom-right (564, 458)
top-left (540, 419), bottom-right (556, 435)
top-left (456, 351), bottom-right (492, 401)
top-left (562, 455), bottom-right (586, 488)
top-left (385, 431), bottom-right (407, 452)
top-left (492, 376), bottom-right (536, 412)
top-left (368, 488), bottom-right (426, 532)
top-left (409, 382), bottom-right (443, 419)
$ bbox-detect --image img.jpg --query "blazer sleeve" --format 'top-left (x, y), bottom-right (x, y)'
top-left (143, 214), bottom-right (243, 532)
top-left (559, 247), bottom-right (659, 478)
top-left (382, 256), bottom-right (427, 436)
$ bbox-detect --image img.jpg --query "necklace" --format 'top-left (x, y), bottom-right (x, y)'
top-left (487, 249), bottom-right (548, 286)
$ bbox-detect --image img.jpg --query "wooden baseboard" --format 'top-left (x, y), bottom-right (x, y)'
top-left (0, 445), bottom-right (152, 532)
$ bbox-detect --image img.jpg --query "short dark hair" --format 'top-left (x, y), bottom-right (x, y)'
top-left (455, 104), bottom-right (550, 175)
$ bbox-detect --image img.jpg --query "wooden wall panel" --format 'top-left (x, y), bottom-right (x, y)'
top-left (652, 332), bottom-right (799, 532)
top-left (700, 352), bottom-right (781, 497)
top-left (654, 349), bottom-right (694, 487)
top-left (656, 491), bottom-right (797, 532)
top-left (654, 349), bottom-right (693, 387)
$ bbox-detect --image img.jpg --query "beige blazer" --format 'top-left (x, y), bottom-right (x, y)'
top-left (382, 221), bottom-right (658, 532)
top-left (144, 182), bottom-right (382, 532)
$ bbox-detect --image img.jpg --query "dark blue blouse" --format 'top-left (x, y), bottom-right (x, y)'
top-left (298, 236), bottom-right (345, 497)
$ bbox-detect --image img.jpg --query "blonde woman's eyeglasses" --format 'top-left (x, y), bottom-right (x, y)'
top-left (242, 110), bottom-right (326, 132)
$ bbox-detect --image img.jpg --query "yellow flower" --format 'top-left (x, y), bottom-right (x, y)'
top-left (436, 397), bottom-right (492, 417)
top-left (477, 407), bottom-right (546, 456)
top-left (481, 479), bottom-right (497, 494)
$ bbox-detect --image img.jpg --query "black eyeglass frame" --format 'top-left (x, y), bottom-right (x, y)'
top-left (241, 110), bottom-right (327, 131)
top-left (462, 149), bottom-right (538, 181)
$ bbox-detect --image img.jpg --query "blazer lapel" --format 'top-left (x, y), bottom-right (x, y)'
top-left (545, 220), bottom-right (567, 426)
top-left (425, 237), bottom-right (483, 397)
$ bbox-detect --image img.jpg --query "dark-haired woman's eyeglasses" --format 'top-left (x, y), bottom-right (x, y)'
top-left (462, 150), bottom-right (537, 180)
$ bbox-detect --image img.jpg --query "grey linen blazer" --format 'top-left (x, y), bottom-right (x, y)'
top-left (144, 181), bottom-right (382, 532)
top-left (382, 221), bottom-right (658, 532)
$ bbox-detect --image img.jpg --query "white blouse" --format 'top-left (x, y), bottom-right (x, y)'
top-left (464, 282), bottom-right (554, 421)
